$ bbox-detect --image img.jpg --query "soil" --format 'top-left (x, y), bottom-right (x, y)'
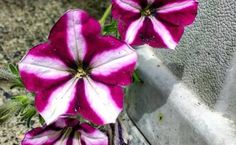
top-left (0, 0), bottom-right (109, 144)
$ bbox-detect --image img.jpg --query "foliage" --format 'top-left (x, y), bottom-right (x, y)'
top-left (103, 20), bottom-right (119, 37)
top-left (0, 95), bottom-right (38, 127)
top-left (8, 64), bottom-right (24, 88)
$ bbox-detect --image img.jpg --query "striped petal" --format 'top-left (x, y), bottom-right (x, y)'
top-left (157, 0), bottom-right (197, 13)
top-left (22, 118), bottom-right (108, 145)
top-left (21, 121), bottom-right (63, 145)
top-left (75, 78), bottom-right (123, 125)
top-left (147, 0), bottom-right (155, 5)
top-left (149, 16), bottom-right (184, 49)
top-left (112, 0), bottom-right (143, 46)
top-left (18, 43), bottom-right (72, 92)
top-left (79, 123), bottom-right (108, 145)
top-left (36, 78), bottom-right (79, 125)
top-left (112, 0), bottom-right (141, 14)
top-left (19, 10), bottom-right (104, 125)
top-left (111, 0), bottom-right (198, 48)
top-left (89, 36), bottom-right (137, 86)
top-left (22, 129), bottom-right (62, 145)
top-left (121, 17), bottom-right (183, 49)
top-left (48, 9), bottom-right (101, 63)
top-left (124, 16), bottom-right (145, 45)
top-left (157, 0), bottom-right (198, 26)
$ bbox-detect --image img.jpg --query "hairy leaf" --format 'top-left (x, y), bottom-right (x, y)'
top-left (0, 95), bottom-right (36, 125)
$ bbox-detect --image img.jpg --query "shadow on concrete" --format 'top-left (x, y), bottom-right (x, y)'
top-left (167, 63), bottom-right (184, 79)
top-left (126, 58), bottom-right (177, 122)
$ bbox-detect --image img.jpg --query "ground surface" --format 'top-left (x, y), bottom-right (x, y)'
top-left (0, 0), bottom-right (109, 144)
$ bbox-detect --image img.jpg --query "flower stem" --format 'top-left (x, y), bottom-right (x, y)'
top-left (133, 70), bottom-right (142, 83)
top-left (105, 124), bottom-right (114, 145)
top-left (99, 4), bottom-right (112, 27)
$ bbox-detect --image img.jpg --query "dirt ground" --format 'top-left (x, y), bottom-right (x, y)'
top-left (0, 0), bottom-right (109, 144)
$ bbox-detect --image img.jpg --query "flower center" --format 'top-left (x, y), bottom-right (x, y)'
top-left (61, 127), bottom-right (73, 139)
top-left (75, 66), bottom-right (87, 78)
top-left (143, 9), bottom-right (152, 16)
top-left (141, 6), bottom-right (156, 16)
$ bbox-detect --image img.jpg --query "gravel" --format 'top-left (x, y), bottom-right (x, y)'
top-left (0, 0), bottom-right (109, 144)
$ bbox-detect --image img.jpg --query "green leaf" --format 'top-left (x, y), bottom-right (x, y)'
top-left (133, 70), bottom-right (143, 84)
top-left (21, 106), bottom-right (37, 127)
top-left (0, 64), bottom-right (24, 88)
top-left (0, 95), bottom-right (35, 125)
top-left (38, 115), bottom-right (45, 126)
top-left (13, 95), bottom-right (31, 105)
top-left (10, 83), bottom-right (24, 89)
top-left (0, 101), bottom-right (21, 124)
top-left (103, 20), bottom-right (119, 37)
top-left (124, 87), bottom-right (129, 96)
top-left (0, 68), bottom-right (17, 82)
top-left (8, 64), bottom-right (19, 76)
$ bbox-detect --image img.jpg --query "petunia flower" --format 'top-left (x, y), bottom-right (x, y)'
top-left (18, 9), bottom-right (137, 125)
top-left (112, 0), bottom-right (198, 49)
top-left (21, 118), bottom-right (108, 145)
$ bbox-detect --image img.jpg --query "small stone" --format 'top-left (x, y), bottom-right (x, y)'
top-left (0, 53), bottom-right (4, 60)
top-left (3, 92), bottom-right (12, 99)
top-left (0, 97), bottom-right (3, 106)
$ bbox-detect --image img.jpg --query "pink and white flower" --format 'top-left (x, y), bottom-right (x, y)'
top-left (112, 0), bottom-right (198, 49)
top-left (18, 9), bottom-right (137, 125)
top-left (22, 118), bottom-right (108, 145)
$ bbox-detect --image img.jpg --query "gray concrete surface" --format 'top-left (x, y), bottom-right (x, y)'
top-left (154, 0), bottom-right (236, 107)
top-left (216, 52), bottom-right (236, 120)
top-left (127, 0), bottom-right (236, 141)
top-left (127, 47), bottom-right (236, 145)
top-left (126, 0), bottom-right (236, 143)
top-left (119, 112), bottom-right (150, 145)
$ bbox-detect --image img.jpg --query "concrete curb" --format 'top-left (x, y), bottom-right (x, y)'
top-left (127, 46), bottom-right (236, 145)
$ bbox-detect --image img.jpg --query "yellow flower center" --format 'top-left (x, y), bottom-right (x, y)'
top-left (143, 9), bottom-right (152, 16)
top-left (75, 67), bottom-right (87, 78)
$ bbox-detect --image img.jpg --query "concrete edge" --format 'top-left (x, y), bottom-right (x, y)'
top-left (216, 52), bottom-right (236, 120)
top-left (134, 45), bottom-right (236, 145)
top-left (120, 112), bottom-right (150, 145)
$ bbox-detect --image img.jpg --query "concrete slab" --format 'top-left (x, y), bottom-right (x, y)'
top-left (127, 47), bottom-right (236, 145)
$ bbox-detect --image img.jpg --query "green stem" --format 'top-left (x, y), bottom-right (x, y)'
top-left (99, 4), bottom-right (112, 27)
top-left (133, 70), bottom-right (142, 83)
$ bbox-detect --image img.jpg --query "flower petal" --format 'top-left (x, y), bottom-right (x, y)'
top-left (123, 17), bottom-right (182, 48)
top-left (124, 16), bottom-right (145, 45)
top-left (157, 0), bottom-right (196, 13)
top-left (19, 53), bottom-right (70, 79)
top-left (49, 9), bottom-right (101, 62)
top-left (75, 78), bottom-right (123, 125)
top-left (135, 17), bottom-right (168, 48)
top-left (54, 117), bottom-right (80, 128)
top-left (53, 130), bottom-right (73, 145)
top-left (79, 123), bottom-right (108, 145)
top-left (22, 119), bottom-right (107, 145)
top-left (112, 1), bottom-right (144, 46)
top-left (112, 0), bottom-right (142, 37)
top-left (149, 16), bottom-right (184, 49)
top-left (157, 0), bottom-right (198, 26)
top-left (22, 127), bottom-right (62, 145)
top-left (36, 77), bottom-right (79, 125)
top-left (90, 37), bottom-right (137, 86)
top-left (112, 0), bottom-right (141, 14)
top-left (147, 0), bottom-right (155, 4)
top-left (22, 118), bottom-right (81, 145)
top-left (18, 43), bottom-right (73, 92)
